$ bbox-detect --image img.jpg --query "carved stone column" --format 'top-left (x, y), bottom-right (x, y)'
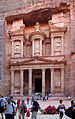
top-left (21, 40), bottom-right (23, 57)
top-left (32, 40), bottom-right (34, 56)
top-left (29, 69), bottom-right (32, 96)
top-left (40, 40), bottom-right (42, 56)
top-left (42, 68), bottom-right (45, 94)
top-left (20, 69), bottom-right (23, 96)
top-left (61, 68), bottom-right (64, 93)
top-left (62, 35), bottom-right (64, 55)
top-left (11, 70), bottom-right (14, 95)
top-left (12, 41), bottom-right (14, 57)
top-left (51, 68), bottom-right (54, 93)
top-left (51, 37), bottom-right (54, 56)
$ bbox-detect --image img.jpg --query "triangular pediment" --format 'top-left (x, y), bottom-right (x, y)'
top-left (21, 57), bottom-right (50, 65)
top-left (10, 56), bottom-right (66, 66)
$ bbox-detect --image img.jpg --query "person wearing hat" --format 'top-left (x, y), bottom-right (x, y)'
top-left (4, 97), bottom-right (16, 119)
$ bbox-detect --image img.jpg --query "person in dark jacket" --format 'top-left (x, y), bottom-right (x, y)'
top-left (65, 99), bottom-right (75, 119)
top-left (31, 97), bottom-right (41, 119)
top-left (57, 100), bottom-right (65, 119)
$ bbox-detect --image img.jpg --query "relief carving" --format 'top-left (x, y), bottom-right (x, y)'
top-left (54, 69), bottom-right (61, 92)
top-left (34, 39), bottom-right (40, 56)
top-left (14, 41), bottom-right (21, 56)
top-left (54, 37), bottom-right (62, 55)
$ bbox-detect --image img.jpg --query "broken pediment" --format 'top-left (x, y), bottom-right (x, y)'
top-left (48, 20), bottom-right (67, 33)
top-left (8, 25), bottom-right (25, 37)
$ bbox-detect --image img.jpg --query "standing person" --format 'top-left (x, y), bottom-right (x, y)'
top-left (27, 97), bottom-right (29, 105)
top-left (10, 96), bottom-right (16, 118)
top-left (5, 97), bottom-right (16, 119)
top-left (19, 100), bottom-right (27, 119)
top-left (0, 96), bottom-right (7, 119)
top-left (31, 97), bottom-right (41, 119)
top-left (65, 99), bottom-right (75, 119)
top-left (17, 99), bottom-right (20, 111)
top-left (57, 100), bottom-right (65, 119)
top-left (10, 96), bottom-right (16, 105)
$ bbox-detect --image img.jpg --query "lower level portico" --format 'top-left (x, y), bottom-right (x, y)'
top-left (10, 64), bottom-right (64, 96)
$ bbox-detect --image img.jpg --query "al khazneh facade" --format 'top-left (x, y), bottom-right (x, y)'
top-left (0, 0), bottom-right (75, 97)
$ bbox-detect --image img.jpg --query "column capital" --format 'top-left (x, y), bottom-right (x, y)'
top-left (20, 69), bottom-right (23, 71)
top-left (29, 68), bottom-right (32, 71)
top-left (50, 67), bottom-right (54, 71)
top-left (42, 68), bottom-right (45, 71)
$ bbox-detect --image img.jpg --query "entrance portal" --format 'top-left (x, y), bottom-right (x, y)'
top-left (35, 78), bottom-right (42, 93)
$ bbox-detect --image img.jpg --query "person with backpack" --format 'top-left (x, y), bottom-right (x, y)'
top-left (57, 100), bottom-right (66, 119)
top-left (5, 97), bottom-right (16, 119)
top-left (0, 96), bottom-right (7, 119)
top-left (19, 99), bottom-right (27, 119)
top-left (10, 96), bottom-right (16, 105)
top-left (30, 97), bottom-right (41, 119)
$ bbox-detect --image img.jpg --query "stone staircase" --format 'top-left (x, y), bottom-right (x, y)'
top-left (13, 93), bottom-right (73, 101)
top-left (49, 93), bottom-right (71, 100)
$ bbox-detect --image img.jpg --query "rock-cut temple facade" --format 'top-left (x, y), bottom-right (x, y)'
top-left (0, 0), bottom-right (75, 97)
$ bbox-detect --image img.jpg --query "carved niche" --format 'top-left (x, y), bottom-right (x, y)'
top-left (29, 22), bottom-right (46, 56)
top-left (54, 69), bottom-right (61, 93)
top-left (54, 37), bottom-right (62, 55)
top-left (14, 40), bottom-right (21, 57)
top-left (34, 38), bottom-right (40, 56)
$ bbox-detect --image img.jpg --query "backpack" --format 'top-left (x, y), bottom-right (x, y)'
top-left (0, 99), bottom-right (4, 113)
top-left (0, 99), bottom-right (1, 108)
top-left (12, 103), bottom-right (16, 116)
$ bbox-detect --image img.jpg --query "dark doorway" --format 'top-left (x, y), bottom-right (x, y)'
top-left (35, 78), bottom-right (42, 93)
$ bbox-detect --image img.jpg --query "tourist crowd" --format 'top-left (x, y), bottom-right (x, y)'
top-left (0, 95), bottom-right (75, 119)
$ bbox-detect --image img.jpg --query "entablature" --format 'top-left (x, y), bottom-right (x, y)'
top-left (9, 55), bottom-right (66, 66)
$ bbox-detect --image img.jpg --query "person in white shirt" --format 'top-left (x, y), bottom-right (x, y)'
top-left (5, 97), bottom-right (16, 119)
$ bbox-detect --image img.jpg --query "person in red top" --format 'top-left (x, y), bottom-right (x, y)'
top-left (17, 99), bottom-right (20, 111)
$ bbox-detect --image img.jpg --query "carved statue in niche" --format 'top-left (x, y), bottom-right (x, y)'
top-left (34, 22), bottom-right (40, 32)
top-left (54, 69), bottom-right (61, 92)
top-left (34, 39), bottom-right (40, 56)
top-left (54, 37), bottom-right (61, 55)
top-left (14, 41), bottom-right (21, 56)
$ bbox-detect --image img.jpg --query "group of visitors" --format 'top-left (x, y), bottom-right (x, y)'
top-left (0, 95), bottom-right (75, 119)
top-left (0, 95), bottom-right (16, 119)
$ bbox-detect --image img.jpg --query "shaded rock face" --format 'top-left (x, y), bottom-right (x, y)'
top-left (0, 0), bottom-right (75, 97)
